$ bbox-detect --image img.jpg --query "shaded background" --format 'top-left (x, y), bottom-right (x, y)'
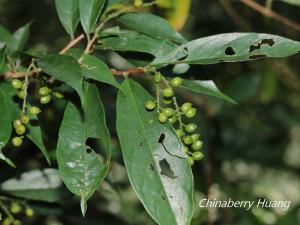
top-left (1, 0), bottom-right (300, 225)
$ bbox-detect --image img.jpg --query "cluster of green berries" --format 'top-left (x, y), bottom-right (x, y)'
top-left (38, 86), bottom-right (64, 103)
top-left (11, 79), bottom-right (26, 100)
top-left (2, 202), bottom-right (34, 225)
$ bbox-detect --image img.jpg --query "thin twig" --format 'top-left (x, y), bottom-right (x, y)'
top-left (59, 34), bottom-right (85, 54)
top-left (241, 0), bottom-right (300, 31)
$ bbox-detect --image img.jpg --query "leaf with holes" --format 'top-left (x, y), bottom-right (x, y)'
top-left (118, 12), bottom-right (187, 44)
top-left (57, 82), bottom-right (111, 216)
top-left (38, 54), bottom-right (84, 105)
top-left (152, 33), bottom-right (300, 66)
top-left (55, 0), bottom-right (80, 38)
top-left (79, 0), bottom-right (106, 36)
top-left (180, 79), bottom-right (236, 104)
top-left (117, 79), bottom-right (193, 225)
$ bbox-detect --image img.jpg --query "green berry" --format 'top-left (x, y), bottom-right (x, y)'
top-left (20, 115), bottom-right (30, 125)
top-left (163, 108), bottom-right (174, 117)
top-left (16, 125), bottom-right (26, 135)
top-left (145, 100), bottom-right (156, 111)
top-left (163, 98), bottom-right (172, 104)
top-left (134, 0), bottom-right (143, 7)
top-left (184, 146), bottom-right (189, 153)
top-left (12, 137), bottom-right (22, 147)
top-left (3, 218), bottom-right (12, 225)
top-left (18, 91), bottom-right (25, 99)
top-left (12, 79), bottom-right (23, 89)
top-left (10, 202), bottom-right (21, 214)
top-left (188, 156), bottom-right (194, 166)
top-left (39, 86), bottom-right (51, 96)
top-left (13, 220), bottom-right (21, 225)
top-left (176, 129), bottom-right (184, 138)
top-left (181, 102), bottom-right (192, 112)
top-left (192, 152), bottom-right (204, 161)
top-left (154, 72), bottom-right (162, 83)
top-left (54, 91), bottom-right (64, 99)
top-left (163, 88), bottom-right (174, 98)
top-left (192, 140), bottom-right (203, 151)
top-left (40, 95), bottom-right (51, 104)
top-left (185, 123), bottom-right (197, 133)
top-left (158, 113), bottom-right (168, 123)
top-left (191, 134), bottom-right (200, 142)
top-left (13, 119), bottom-right (22, 129)
top-left (185, 108), bottom-right (197, 118)
top-left (168, 116), bottom-right (177, 124)
top-left (183, 136), bottom-right (193, 145)
top-left (170, 77), bottom-right (182, 87)
top-left (25, 207), bottom-right (34, 217)
top-left (29, 106), bottom-right (41, 115)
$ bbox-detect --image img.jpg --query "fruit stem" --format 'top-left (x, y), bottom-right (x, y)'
top-left (22, 60), bottom-right (35, 114)
top-left (0, 200), bottom-right (14, 221)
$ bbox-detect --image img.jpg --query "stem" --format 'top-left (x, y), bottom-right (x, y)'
top-left (0, 200), bottom-right (14, 221)
top-left (59, 33), bottom-right (85, 54)
top-left (266, 0), bottom-right (273, 10)
top-left (22, 61), bottom-right (35, 114)
top-left (155, 83), bottom-right (161, 114)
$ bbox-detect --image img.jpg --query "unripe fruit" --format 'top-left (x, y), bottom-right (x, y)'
top-left (10, 202), bottom-right (21, 214)
top-left (12, 137), bottom-right (23, 147)
top-left (39, 86), bottom-right (51, 96)
top-left (12, 79), bottom-right (23, 89)
top-left (54, 91), bottom-right (64, 99)
top-left (29, 106), bottom-right (41, 115)
top-left (192, 140), bottom-right (203, 151)
top-left (170, 77), bottom-right (182, 87)
top-left (192, 152), bottom-right (204, 161)
top-left (134, 0), bottom-right (143, 7)
top-left (13, 119), bottom-right (22, 129)
top-left (25, 207), bottom-right (34, 217)
top-left (18, 91), bottom-right (25, 99)
top-left (185, 123), bottom-right (197, 133)
top-left (163, 99), bottom-right (172, 104)
top-left (16, 125), bottom-right (26, 135)
top-left (191, 134), bottom-right (200, 142)
top-left (176, 129), bottom-right (184, 138)
top-left (145, 100), bottom-right (156, 111)
top-left (168, 116), bottom-right (177, 124)
top-left (185, 108), bottom-right (197, 118)
top-left (40, 95), bottom-right (51, 104)
top-left (158, 113), bottom-right (168, 123)
top-left (188, 156), bottom-right (194, 166)
top-left (163, 88), bottom-right (174, 98)
top-left (3, 218), bottom-right (12, 225)
top-left (20, 115), bottom-right (30, 124)
top-left (13, 220), bottom-right (21, 225)
top-left (181, 102), bottom-right (192, 112)
top-left (183, 136), bottom-right (193, 145)
top-left (184, 146), bottom-right (189, 153)
top-left (154, 72), bottom-right (162, 83)
top-left (163, 108), bottom-right (174, 117)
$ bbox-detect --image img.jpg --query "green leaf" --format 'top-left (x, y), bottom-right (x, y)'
top-left (152, 33), bottom-right (300, 66)
top-left (79, 0), bottom-right (106, 36)
top-left (38, 54), bottom-right (84, 105)
top-left (180, 79), bottom-right (236, 104)
top-left (0, 46), bottom-right (5, 70)
top-left (98, 28), bottom-right (178, 59)
top-left (0, 169), bottom-right (68, 202)
top-left (12, 22), bottom-right (31, 52)
top-left (278, 0), bottom-right (300, 6)
top-left (118, 12), bottom-right (187, 44)
top-left (81, 54), bottom-right (123, 91)
top-left (55, 0), bottom-right (80, 38)
top-left (57, 82), bottom-right (111, 216)
top-left (116, 79), bottom-right (193, 225)
top-left (0, 26), bottom-right (13, 48)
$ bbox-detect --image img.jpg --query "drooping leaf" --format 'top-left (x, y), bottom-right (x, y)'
top-left (57, 82), bottom-right (111, 216)
top-left (118, 12), bottom-right (187, 44)
top-left (116, 79), bottom-right (193, 225)
top-left (79, 0), bottom-right (106, 36)
top-left (152, 33), bottom-right (300, 66)
top-left (98, 28), bottom-right (178, 59)
top-left (11, 22), bottom-right (31, 52)
top-left (81, 54), bottom-right (123, 91)
top-left (55, 0), bottom-right (80, 38)
top-left (0, 46), bottom-right (5, 70)
top-left (180, 79), bottom-right (236, 104)
top-left (38, 54), bottom-right (84, 105)
top-left (0, 169), bottom-right (68, 202)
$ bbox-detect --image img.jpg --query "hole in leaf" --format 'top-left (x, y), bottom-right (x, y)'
top-left (162, 195), bottom-right (166, 201)
top-left (249, 39), bottom-right (275, 52)
top-left (225, 47), bottom-right (235, 56)
top-left (159, 159), bottom-right (177, 179)
top-left (158, 133), bottom-right (166, 143)
top-left (176, 47), bottom-right (189, 61)
top-left (249, 54), bottom-right (267, 60)
top-left (149, 163), bottom-right (155, 171)
top-left (86, 148), bottom-right (92, 154)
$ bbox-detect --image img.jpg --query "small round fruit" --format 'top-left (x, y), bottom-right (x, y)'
top-left (25, 207), bottom-right (34, 217)
top-left (20, 115), bottom-right (30, 124)
top-left (188, 156), bottom-right (194, 166)
top-left (12, 79), bottom-right (23, 89)
top-left (134, 0), bottom-right (143, 7)
top-left (192, 140), bottom-right (203, 151)
top-left (168, 116), bottom-right (177, 124)
top-left (176, 129), bottom-right (184, 138)
top-left (54, 91), bottom-right (64, 99)
top-left (163, 88), bottom-right (174, 98)
top-left (11, 202), bottom-right (21, 214)
top-left (16, 125), bottom-right (26, 135)
top-left (154, 72), bottom-right (162, 83)
top-left (40, 95), bottom-right (51, 104)
top-left (145, 100), bottom-right (156, 111)
top-left (39, 86), bottom-right (51, 96)
top-left (13, 119), bottom-right (22, 128)
top-left (163, 98), bottom-right (172, 104)
top-left (185, 123), bottom-right (197, 133)
top-left (18, 91), bottom-right (25, 99)
top-left (163, 108), bottom-right (174, 117)
top-left (184, 146), bottom-right (189, 153)
top-left (12, 137), bottom-right (22, 147)
top-left (192, 152), bottom-right (204, 161)
top-left (170, 77), bottom-right (182, 87)
top-left (191, 134), bottom-right (200, 142)
top-left (185, 108), bottom-right (197, 118)
top-left (183, 136), bottom-right (193, 145)
top-left (181, 102), bottom-right (192, 112)
top-left (29, 106), bottom-right (41, 115)
top-left (2, 218), bottom-right (12, 225)
top-left (13, 220), bottom-right (21, 225)
top-left (158, 113), bottom-right (168, 123)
